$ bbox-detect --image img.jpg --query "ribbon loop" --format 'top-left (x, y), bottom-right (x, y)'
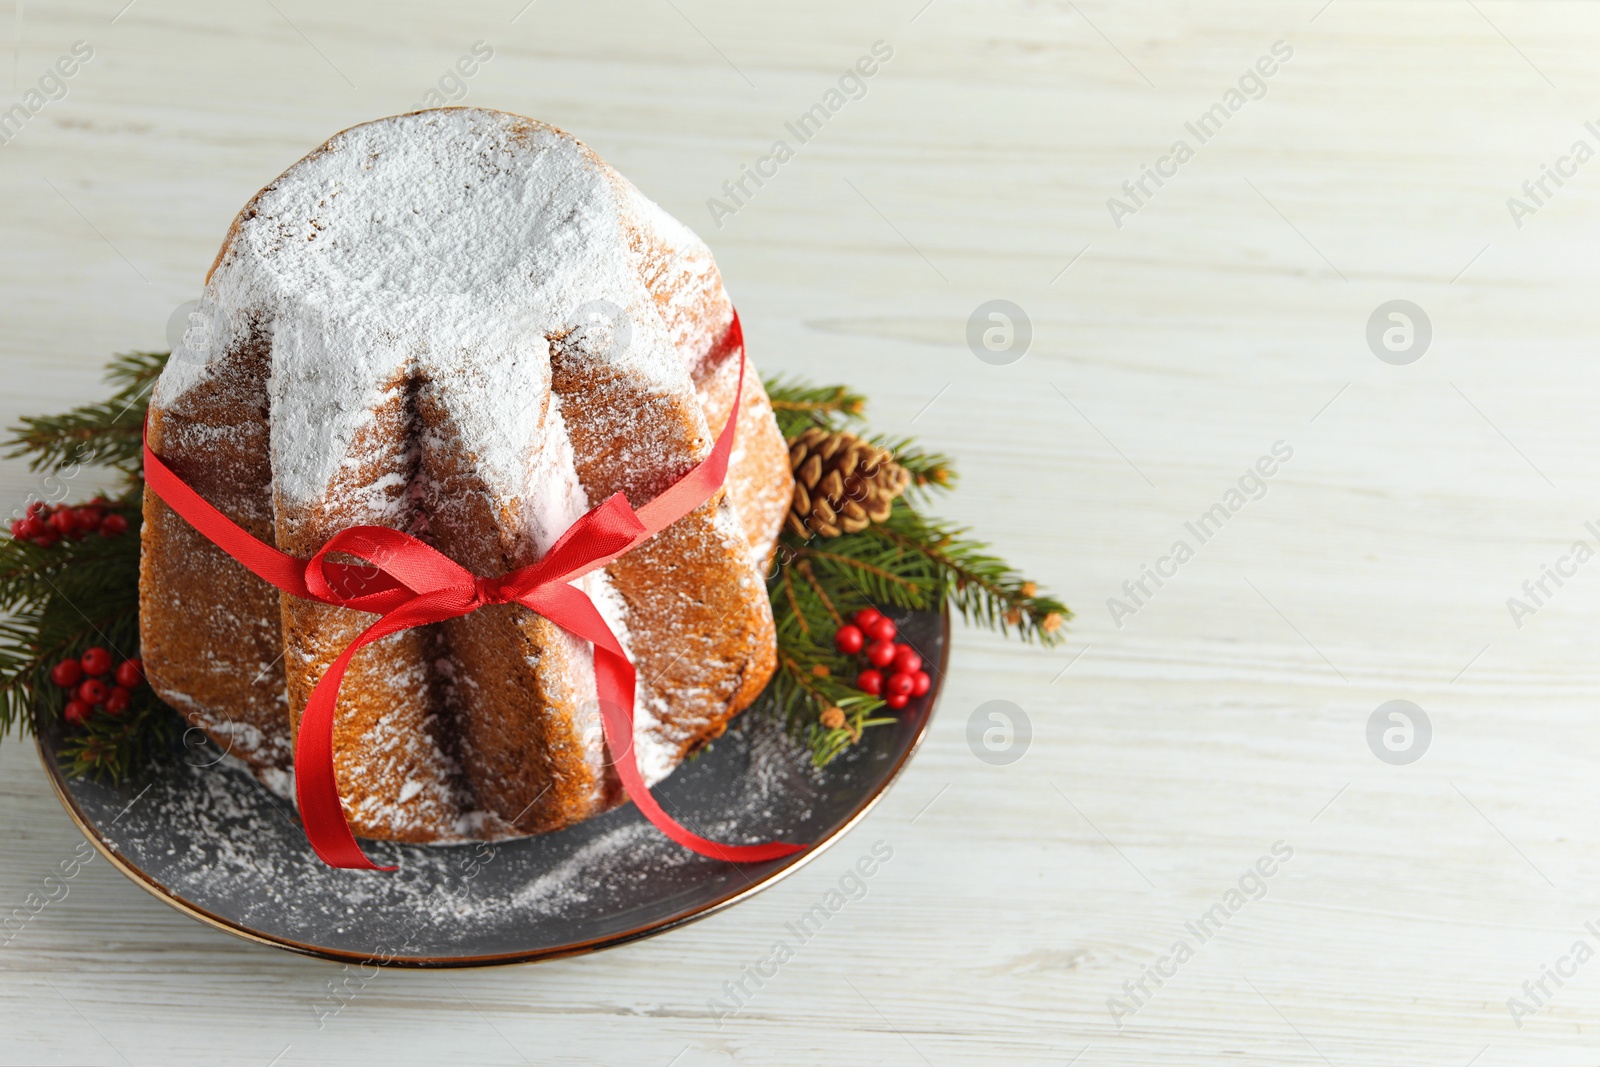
top-left (142, 312), bottom-right (806, 870)
top-left (306, 526), bottom-right (472, 602)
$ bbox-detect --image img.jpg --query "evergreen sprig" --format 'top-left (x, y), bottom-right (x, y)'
top-left (3, 351), bottom-right (165, 483)
top-left (759, 377), bottom-right (1070, 767)
top-left (868, 434), bottom-right (957, 502)
top-left (1, 352), bottom-right (180, 779)
top-left (765, 377), bottom-right (868, 439)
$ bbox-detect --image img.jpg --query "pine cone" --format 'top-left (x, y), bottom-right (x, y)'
top-left (786, 428), bottom-right (910, 538)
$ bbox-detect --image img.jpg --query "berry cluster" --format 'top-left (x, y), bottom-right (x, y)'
top-left (9, 498), bottom-right (128, 547)
top-left (50, 648), bottom-right (144, 726)
top-left (832, 607), bottom-right (931, 710)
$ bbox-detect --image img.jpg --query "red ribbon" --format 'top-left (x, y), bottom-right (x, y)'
top-left (144, 314), bottom-right (805, 871)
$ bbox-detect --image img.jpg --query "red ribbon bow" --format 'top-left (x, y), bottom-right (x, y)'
top-left (143, 314), bottom-right (805, 871)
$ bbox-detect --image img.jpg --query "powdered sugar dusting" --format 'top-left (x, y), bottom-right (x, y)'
top-left (158, 109), bottom-right (695, 511)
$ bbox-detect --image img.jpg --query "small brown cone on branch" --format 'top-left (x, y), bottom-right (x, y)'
top-left (786, 428), bottom-right (911, 538)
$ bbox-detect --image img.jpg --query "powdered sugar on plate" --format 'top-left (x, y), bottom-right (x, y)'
top-left (80, 706), bottom-right (823, 953)
top-left (43, 609), bottom-right (943, 962)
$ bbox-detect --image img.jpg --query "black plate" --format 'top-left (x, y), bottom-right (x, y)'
top-left (34, 610), bottom-right (947, 967)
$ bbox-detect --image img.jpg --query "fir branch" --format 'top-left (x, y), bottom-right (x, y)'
top-left (104, 349), bottom-right (168, 396)
top-left (0, 502), bottom-right (181, 779)
top-left (798, 545), bottom-right (926, 607)
top-left (777, 653), bottom-right (830, 703)
top-left (55, 695), bottom-right (182, 783)
top-left (779, 566), bottom-right (810, 639)
top-left (762, 395), bottom-right (1071, 765)
top-left (794, 561), bottom-right (843, 628)
top-left (767, 646), bottom-right (885, 768)
top-left (4, 351), bottom-right (168, 482)
top-left (0, 350), bottom-right (178, 780)
top-left (871, 505), bottom-right (1070, 644)
top-left (762, 376), bottom-right (867, 438)
top-left (869, 434), bottom-right (957, 502)
top-left (764, 527), bottom-right (933, 767)
top-left (0, 505), bottom-right (145, 741)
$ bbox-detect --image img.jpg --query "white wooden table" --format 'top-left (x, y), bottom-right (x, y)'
top-left (6, 1), bottom-right (1600, 1063)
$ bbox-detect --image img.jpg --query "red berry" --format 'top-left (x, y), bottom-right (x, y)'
top-left (32, 532), bottom-right (59, 548)
top-left (49, 659), bottom-right (83, 688)
top-left (80, 647), bottom-right (113, 676)
top-left (99, 513), bottom-right (129, 538)
top-left (77, 678), bottom-right (109, 704)
top-left (17, 515), bottom-right (45, 540)
top-left (853, 607), bottom-right (883, 630)
top-left (866, 640), bottom-right (897, 668)
top-left (48, 509), bottom-right (78, 537)
top-left (8, 518), bottom-right (23, 538)
top-left (885, 692), bottom-right (909, 710)
top-left (833, 624), bottom-right (865, 655)
top-left (885, 671), bottom-right (916, 697)
top-left (867, 616), bottom-right (897, 643)
top-left (892, 646), bottom-right (921, 674)
top-left (62, 700), bottom-right (91, 726)
top-left (114, 658), bottom-right (145, 688)
top-left (103, 686), bottom-right (131, 716)
top-left (912, 670), bottom-right (932, 696)
top-left (26, 500), bottom-right (45, 517)
top-left (855, 669), bottom-right (884, 696)
top-left (74, 506), bottom-right (104, 531)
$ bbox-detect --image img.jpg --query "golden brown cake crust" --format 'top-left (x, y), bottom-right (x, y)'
top-left (139, 336), bottom-right (293, 773)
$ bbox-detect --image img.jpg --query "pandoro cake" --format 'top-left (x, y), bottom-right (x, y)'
top-left (139, 107), bottom-right (792, 844)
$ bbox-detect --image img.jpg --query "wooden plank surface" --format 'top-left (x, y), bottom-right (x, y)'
top-left (5, 0), bottom-right (1600, 1063)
